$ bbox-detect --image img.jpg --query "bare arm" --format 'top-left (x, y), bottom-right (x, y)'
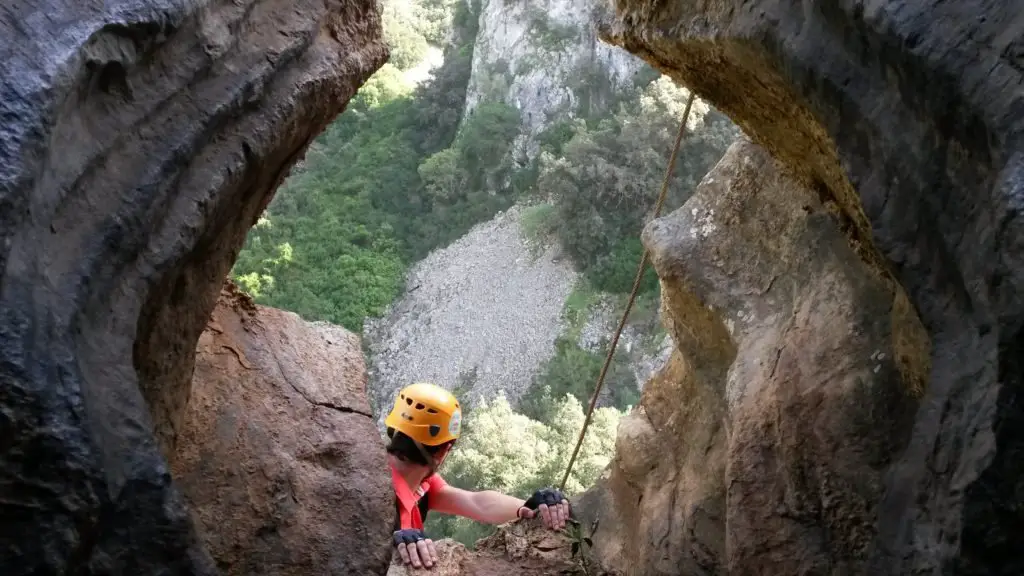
top-left (430, 485), bottom-right (525, 525)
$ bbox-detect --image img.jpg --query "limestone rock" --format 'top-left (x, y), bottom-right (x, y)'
top-left (577, 138), bottom-right (928, 575)
top-left (598, 1), bottom-right (1023, 572)
top-left (0, 1), bottom-right (386, 573)
top-left (170, 284), bottom-right (393, 575)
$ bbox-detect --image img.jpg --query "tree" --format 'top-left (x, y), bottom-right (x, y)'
top-left (418, 148), bottom-right (465, 201)
top-left (533, 79), bottom-right (738, 294)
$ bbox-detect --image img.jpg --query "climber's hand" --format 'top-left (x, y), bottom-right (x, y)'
top-left (393, 528), bottom-right (438, 569)
top-left (517, 487), bottom-right (571, 531)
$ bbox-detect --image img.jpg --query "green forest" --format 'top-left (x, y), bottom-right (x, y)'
top-left (231, 0), bottom-right (736, 546)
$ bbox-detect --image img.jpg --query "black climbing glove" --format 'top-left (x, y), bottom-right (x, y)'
top-left (393, 528), bottom-right (427, 546)
top-left (518, 487), bottom-right (567, 517)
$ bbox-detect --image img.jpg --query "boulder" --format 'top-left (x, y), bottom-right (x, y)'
top-left (170, 284), bottom-right (393, 575)
top-left (578, 137), bottom-right (929, 575)
top-left (0, 1), bottom-right (386, 573)
top-left (597, 1), bottom-right (1024, 572)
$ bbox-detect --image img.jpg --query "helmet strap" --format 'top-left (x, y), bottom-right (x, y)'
top-left (412, 438), bottom-right (437, 477)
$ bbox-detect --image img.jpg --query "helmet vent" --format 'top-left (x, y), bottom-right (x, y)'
top-left (429, 425), bottom-right (441, 437)
top-left (426, 408), bottom-right (438, 414)
top-left (415, 403), bottom-right (425, 410)
top-left (406, 398), bottom-right (413, 406)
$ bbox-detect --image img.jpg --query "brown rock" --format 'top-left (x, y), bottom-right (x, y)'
top-left (0, 0), bottom-right (385, 573)
top-left (578, 138), bottom-right (928, 575)
top-left (387, 519), bottom-right (615, 576)
top-left (596, 2), bottom-right (1023, 572)
top-left (170, 284), bottom-right (393, 575)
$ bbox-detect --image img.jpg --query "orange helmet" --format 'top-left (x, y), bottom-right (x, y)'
top-left (384, 382), bottom-right (462, 446)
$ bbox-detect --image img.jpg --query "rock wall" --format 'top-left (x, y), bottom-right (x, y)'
top-left (597, 1), bottom-right (1023, 572)
top-left (0, 1), bottom-right (386, 573)
top-left (171, 284), bottom-right (392, 575)
top-left (579, 138), bottom-right (930, 575)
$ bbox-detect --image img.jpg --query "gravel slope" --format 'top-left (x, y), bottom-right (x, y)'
top-left (364, 206), bottom-right (578, 421)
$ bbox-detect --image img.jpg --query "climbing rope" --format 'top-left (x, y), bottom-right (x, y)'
top-left (558, 92), bottom-right (696, 492)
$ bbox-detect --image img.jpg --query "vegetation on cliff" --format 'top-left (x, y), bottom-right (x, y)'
top-left (232, 0), bottom-right (521, 330)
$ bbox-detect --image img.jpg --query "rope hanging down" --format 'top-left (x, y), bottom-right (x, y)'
top-left (558, 92), bottom-right (696, 492)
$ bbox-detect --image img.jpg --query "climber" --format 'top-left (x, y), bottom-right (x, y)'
top-left (385, 382), bottom-right (572, 570)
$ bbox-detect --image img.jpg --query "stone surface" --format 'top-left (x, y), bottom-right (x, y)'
top-left (365, 206), bottom-right (578, 419)
top-left (386, 519), bottom-right (611, 576)
top-left (598, 2), bottom-right (1024, 572)
top-left (0, 1), bottom-right (386, 573)
top-left (577, 138), bottom-right (929, 575)
top-left (171, 284), bottom-right (392, 576)
top-left (464, 0), bottom-right (647, 158)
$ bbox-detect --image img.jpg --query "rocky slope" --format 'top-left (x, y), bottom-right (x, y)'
top-left (364, 203), bottom-right (676, 418)
top-left (365, 206), bottom-right (578, 416)
top-left (593, 1), bottom-right (1024, 573)
top-left (578, 295), bottom-right (674, 386)
top-left (171, 284), bottom-right (393, 575)
top-left (0, 0), bottom-right (386, 573)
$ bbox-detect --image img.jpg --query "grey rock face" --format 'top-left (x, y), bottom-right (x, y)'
top-left (0, 1), bottom-right (386, 573)
top-left (598, 0), bottom-right (1024, 573)
top-left (462, 0), bottom-right (647, 158)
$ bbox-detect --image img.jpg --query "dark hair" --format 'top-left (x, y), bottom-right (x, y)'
top-left (386, 429), bottom-right (454, 466)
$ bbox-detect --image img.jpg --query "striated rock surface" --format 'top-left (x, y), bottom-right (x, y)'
top-left (387, 519), bottom-right (612, 576)
top-left (598, 1), bottom-right (1024, 572)
top-left (170, 284), bottom-right (393, 576)
top-left (365, 206), bottom-right (577, 418)
top-left (578, 138), bottom-right (929, 575)
top-left (0, 1), bottom-right (386, 573)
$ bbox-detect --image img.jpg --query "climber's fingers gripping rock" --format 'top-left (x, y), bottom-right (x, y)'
top-left (517, 487), bottom-right (571, 531)
top-left (393, 528), bottom-right (438, 569)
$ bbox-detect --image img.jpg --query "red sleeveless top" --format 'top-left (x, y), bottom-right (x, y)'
top-left (391, 464), bottom-right (448, 530)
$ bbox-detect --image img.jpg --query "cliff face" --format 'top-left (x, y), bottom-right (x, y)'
top-left (462, 0), bottom-right (647, 155)
top-left (595, 1), bottom-right (1024, 572)
top-left (171, 285), bottom-right (393, 575)
top-left (0, 1), bottom-right (386, 573)
top-left (579, 137), bottom-right (929, 575)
